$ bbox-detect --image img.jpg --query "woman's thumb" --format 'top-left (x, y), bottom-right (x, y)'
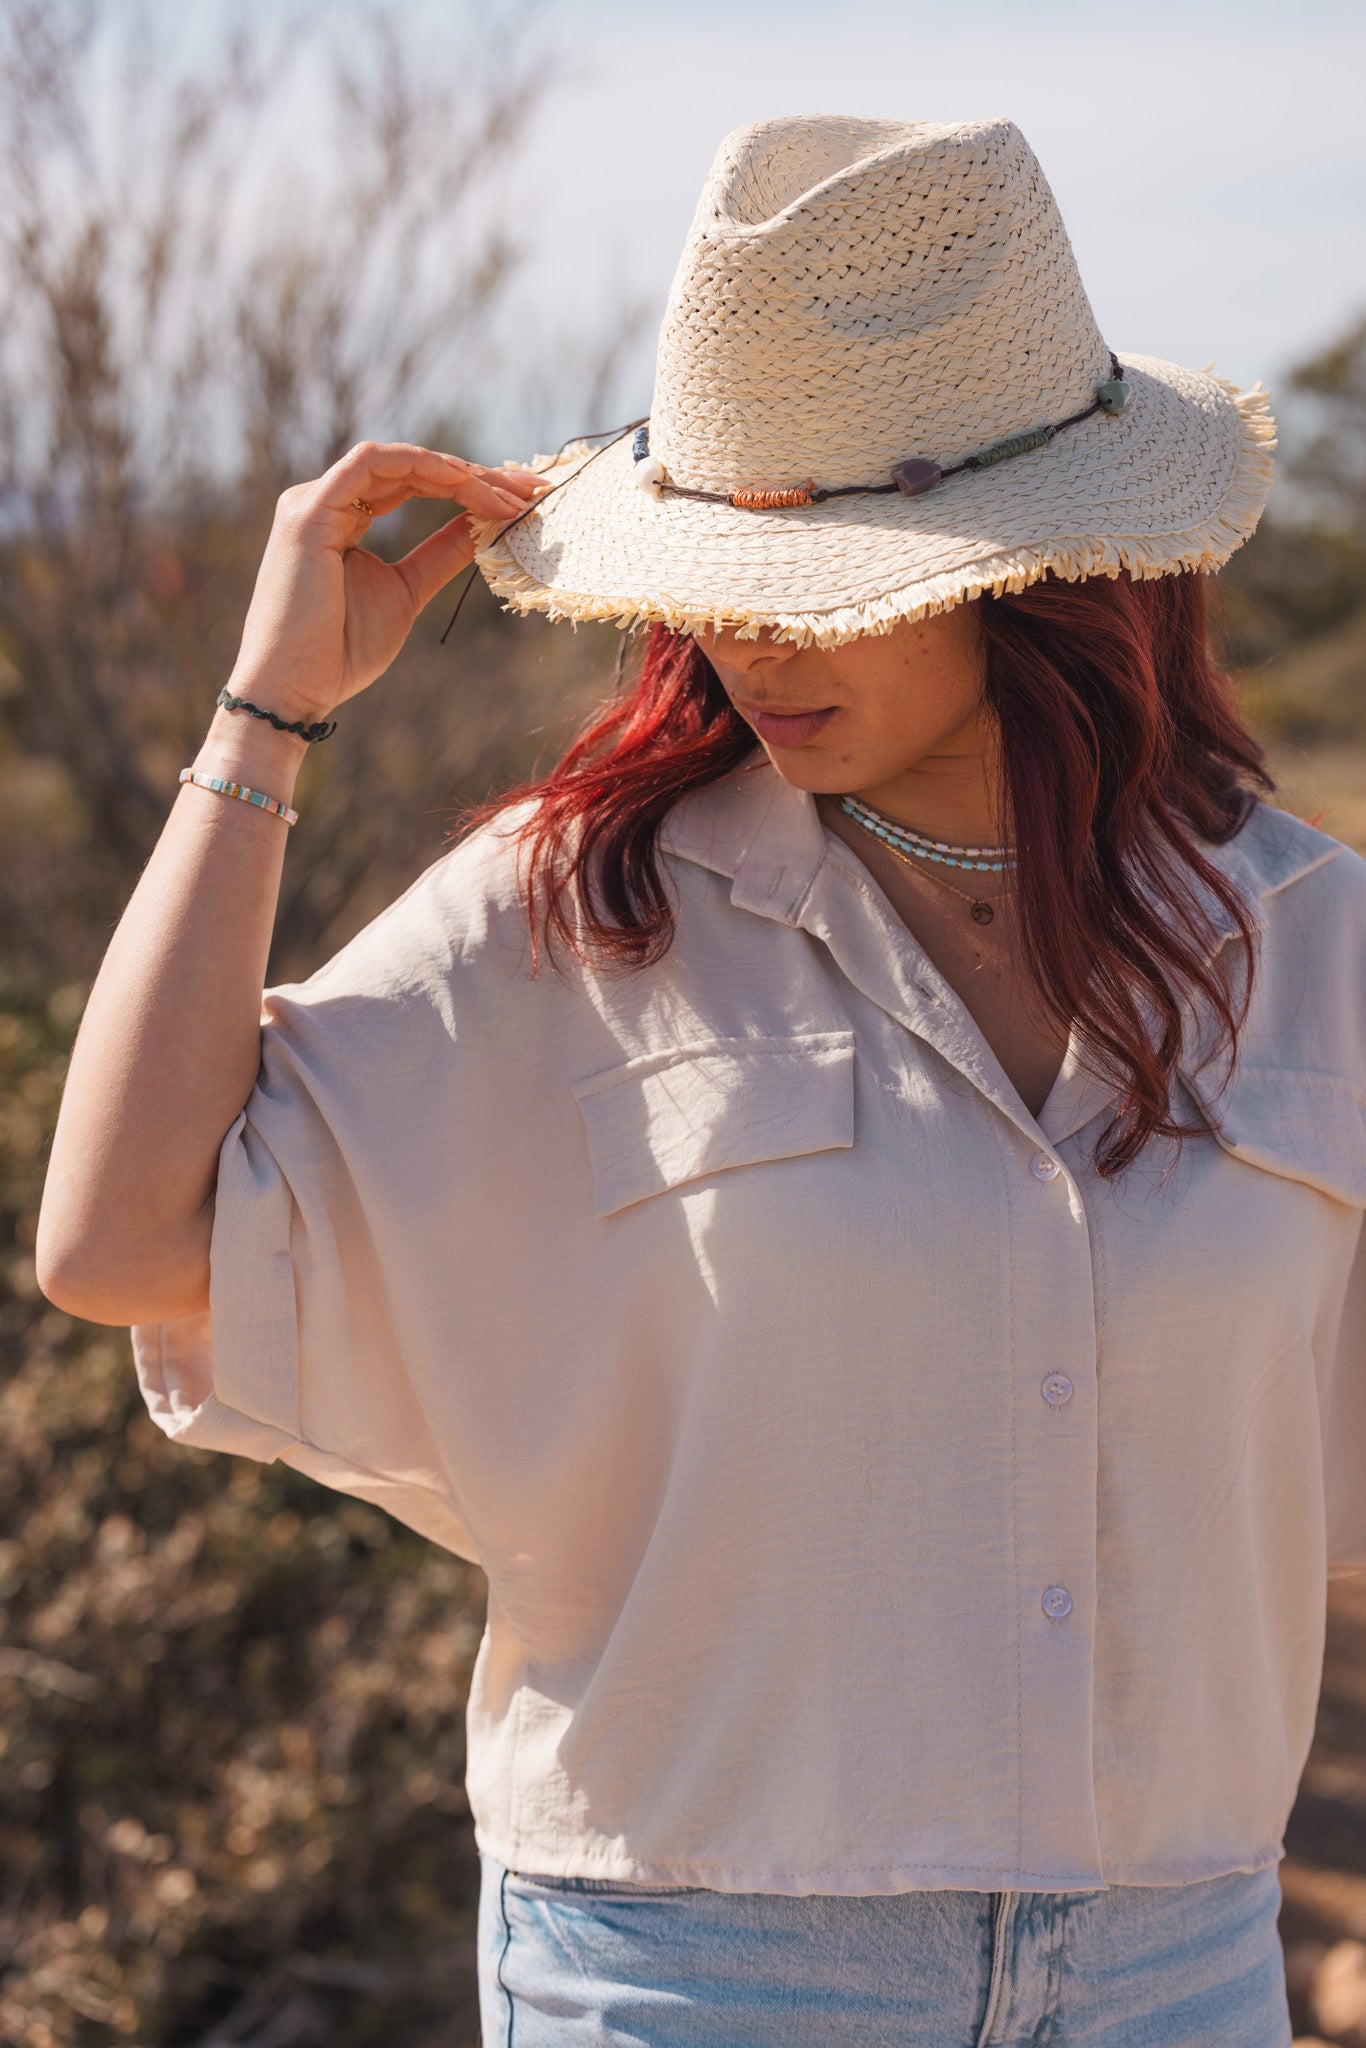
top-left (395, 513), bottom-right (477, 613)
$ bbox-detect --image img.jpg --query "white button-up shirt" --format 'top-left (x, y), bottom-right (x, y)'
top-left (132, 757), bottom-right (1366, 1895)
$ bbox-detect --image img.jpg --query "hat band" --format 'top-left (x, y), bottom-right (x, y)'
top-left (633, 355), bottom-right (1131, 509)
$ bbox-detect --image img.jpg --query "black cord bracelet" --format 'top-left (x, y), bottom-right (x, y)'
top-left (217, 687), bottom-right (338, 743)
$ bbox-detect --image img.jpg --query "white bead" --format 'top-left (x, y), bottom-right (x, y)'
top-left (633, 455), bottom-right (665, 495)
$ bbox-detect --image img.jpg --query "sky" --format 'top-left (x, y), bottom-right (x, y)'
top-left (483, 0), bottom-right (1366, 458)
top-left (155, 0), bottom-right (1365, 478)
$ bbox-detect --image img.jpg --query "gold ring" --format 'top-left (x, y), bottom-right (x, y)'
top-left (351, 496), bottom-right (373, 516)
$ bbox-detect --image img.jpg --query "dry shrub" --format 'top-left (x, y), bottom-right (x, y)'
top-left (0, 991), bottom-right (493, 2044)
top-left (0, 0), bottom-right (627, 987)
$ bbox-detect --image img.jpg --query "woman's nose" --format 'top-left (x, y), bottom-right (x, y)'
top-left (703, 628), bottom-right (799, 673)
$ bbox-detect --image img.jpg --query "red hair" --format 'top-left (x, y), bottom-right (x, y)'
top-left (468, 572), bottom-right (1272, 1175)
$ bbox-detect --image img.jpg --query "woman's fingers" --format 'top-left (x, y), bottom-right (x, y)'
top-left (317, 441), bottom-right (547, 530)
top-left (347, 478), bottom-right (531, 526)
top-left (442, 455), bottom-right (545, 489)
top-left (362, 462), bottom-right (551, 617)
top-left (351, 470), bottom-right (544, 527)
top-left (391, 513), bottom-right (480, 614)
top-left (228, 442), bottom-right (550, 719)
top-left (384, 464), bottom-right (554, 616)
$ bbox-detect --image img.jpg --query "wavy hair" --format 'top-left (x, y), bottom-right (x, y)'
top-left (467, 571), bottom-right (1272, 1175)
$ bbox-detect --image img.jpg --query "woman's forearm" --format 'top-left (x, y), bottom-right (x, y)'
top-left (36, 706), bottom-right (310, 1324)
top-left (35, 439), bottom-right (545, 1329)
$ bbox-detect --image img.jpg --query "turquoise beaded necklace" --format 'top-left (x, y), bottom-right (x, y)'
top-left (839, 794), bottom-right (1016, 926)
top-left (839, 795), bottom-right (1016, 872)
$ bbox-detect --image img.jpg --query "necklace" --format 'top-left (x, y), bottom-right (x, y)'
top-left (839, 794), bottom-right (1016, 873)
top-left (878, 834), bottom-right (1013, 924)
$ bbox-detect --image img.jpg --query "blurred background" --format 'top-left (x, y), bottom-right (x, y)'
top-left (0, 1), bottom-right (1362, 2041)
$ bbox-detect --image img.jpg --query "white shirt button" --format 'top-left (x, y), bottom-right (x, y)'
top-left (1042, 1585), bottom-right (1073, 1620)
top-left (1029, 1153), bottom-right (1061, 1182)
top-left (1041, 1373), bottom-right (1074, 1406)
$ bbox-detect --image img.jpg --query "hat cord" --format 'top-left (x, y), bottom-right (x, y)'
top-left (438, 353), bottom-right (1131, 642)
top-left (439, 416), bottom-right (648, 644)
top-left (634, 352), bottom-right (1131, 508)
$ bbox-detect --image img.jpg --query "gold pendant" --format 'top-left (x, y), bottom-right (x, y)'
top-left (971, 901), bottom-right (994, 925)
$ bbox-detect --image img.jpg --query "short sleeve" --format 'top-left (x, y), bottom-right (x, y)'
top-left (129, 839), bottom-right (530, 1564)
top-left (1205, 837), bottom-right (1366, 1581)
top-left (1324, 1211), bottom-right (1366, 1578)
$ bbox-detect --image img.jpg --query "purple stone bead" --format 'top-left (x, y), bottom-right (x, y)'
top-left (892, 458), bottom-right (943, 497)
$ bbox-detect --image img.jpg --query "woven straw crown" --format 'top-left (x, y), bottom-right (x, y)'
top-left (652, 116), bottom-right (1112, 492)
top-left (474, 115), bottom-right (1276, 647)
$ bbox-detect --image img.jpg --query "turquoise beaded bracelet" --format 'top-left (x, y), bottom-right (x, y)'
top-left (179, 768), bottom-right (299, 827)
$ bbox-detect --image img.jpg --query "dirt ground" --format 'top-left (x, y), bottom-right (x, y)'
top-left (1282, 1582), bottom-right (1366, 2039)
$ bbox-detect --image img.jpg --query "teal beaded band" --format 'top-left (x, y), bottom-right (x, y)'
top-left (840, 794), bottom-right (1016, 873)
top-left (179, 768), bottom-right (299, 827)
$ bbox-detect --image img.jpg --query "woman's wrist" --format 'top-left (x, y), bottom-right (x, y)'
top-left (191, 704), bottom-right (311, 795)
top-left (221, 659), bottom-right (341, 733)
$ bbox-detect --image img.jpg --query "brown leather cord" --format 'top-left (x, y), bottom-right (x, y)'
top-left (649, 354), bottom-right (1124, 509)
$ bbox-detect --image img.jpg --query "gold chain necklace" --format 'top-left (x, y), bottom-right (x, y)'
top-left (880, 833), bottom-right (1014, 925)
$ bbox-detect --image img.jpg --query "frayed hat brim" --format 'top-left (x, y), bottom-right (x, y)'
top-left (471, 356), bottom-right (1274, 650)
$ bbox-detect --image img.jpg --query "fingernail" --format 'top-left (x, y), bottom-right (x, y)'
top-left (442, 454), bottom-right (473, 468)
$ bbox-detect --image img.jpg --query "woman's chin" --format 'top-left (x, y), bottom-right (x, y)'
top-left (757, 740), bottom-right (861, 793)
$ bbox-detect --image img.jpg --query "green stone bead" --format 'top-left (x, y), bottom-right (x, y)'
top-left (1096, 378), bottom-right (1131, 416)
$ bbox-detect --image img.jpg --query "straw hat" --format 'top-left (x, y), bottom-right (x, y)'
top-left (473, 115), bottom-right (1276, 649)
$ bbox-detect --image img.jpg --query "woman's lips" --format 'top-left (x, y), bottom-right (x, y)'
top-left (741, 705), bottom-right (837, 748)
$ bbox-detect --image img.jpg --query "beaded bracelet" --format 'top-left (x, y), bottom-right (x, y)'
top-left (217, 687), bottom-right (337, 743)
top-left (179, 768), bottom-right (299, 827)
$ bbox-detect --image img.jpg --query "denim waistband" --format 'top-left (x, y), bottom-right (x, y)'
top-left (477, 1855), bottom-right (1292, 2048)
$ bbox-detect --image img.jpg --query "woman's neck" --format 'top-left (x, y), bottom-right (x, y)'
top-left (843, 713), bottom-right (1007, 846)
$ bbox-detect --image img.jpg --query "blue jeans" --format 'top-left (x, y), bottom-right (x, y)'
top-left (477, 1855), bottom-right (1292, 2046)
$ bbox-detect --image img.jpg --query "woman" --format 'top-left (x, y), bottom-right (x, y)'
top-left (37, 116), bottom-right (1364, 2047)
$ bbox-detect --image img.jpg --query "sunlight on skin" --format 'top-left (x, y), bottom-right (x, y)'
top-left (694, 606), bottom-right (1008, 848)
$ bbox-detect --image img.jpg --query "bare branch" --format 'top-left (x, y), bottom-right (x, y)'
top-left (0, 0), bottom-right (590, 987)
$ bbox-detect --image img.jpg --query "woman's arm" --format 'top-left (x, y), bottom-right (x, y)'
top-left (36, 440), bottom-right (544, 1327)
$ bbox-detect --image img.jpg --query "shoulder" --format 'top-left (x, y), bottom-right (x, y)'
top-left (264, 803), bottom-right (544, 1033)
top-left (1228, 800), bottom-right (1366, 1082)
top-left (1232, 799), bottom-right (1366, 948)
top-left (1233, 799), bottom-right (1365, 906)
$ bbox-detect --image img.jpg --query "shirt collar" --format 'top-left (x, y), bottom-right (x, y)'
top-left (661, 751), bottom-right (1340, 935)
top-left (662, 757), bottom-right (1045, 1143)
top-left (661, 754), bottom-right (1344, 1149)
top-left (659, 753), bottom-right (830, 926)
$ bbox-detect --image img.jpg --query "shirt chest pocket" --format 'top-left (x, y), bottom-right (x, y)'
top-left (571, 1031), bottom-right (856, 1219)
top-left (1205, 1063), bottom-right (1366, 1209)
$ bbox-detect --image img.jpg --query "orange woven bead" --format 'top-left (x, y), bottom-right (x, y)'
top-left (729, 483), bottom-right (816, 510)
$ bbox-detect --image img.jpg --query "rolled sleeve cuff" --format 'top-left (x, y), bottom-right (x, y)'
top-left (130, 1107), bottom-right (303, 1461)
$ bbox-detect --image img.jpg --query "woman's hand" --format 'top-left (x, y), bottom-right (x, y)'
top-left (227, 441), bottom-right (547, 725)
